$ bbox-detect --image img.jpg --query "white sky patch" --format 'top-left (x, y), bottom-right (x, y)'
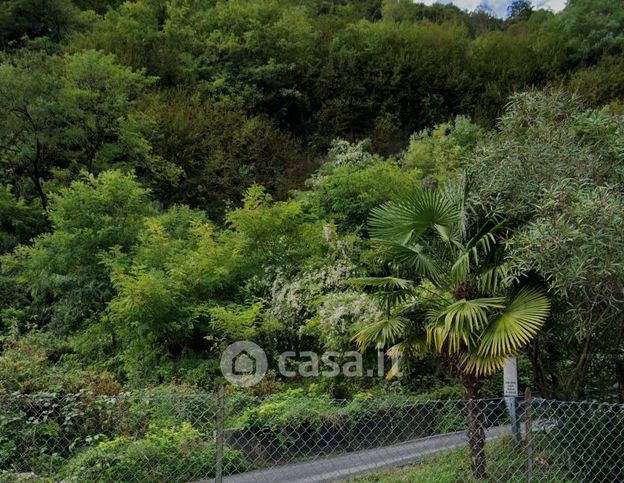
top-left (532, 0), bottom-right (567, 13)
top-left (417, 0), bottom-right (566, 18)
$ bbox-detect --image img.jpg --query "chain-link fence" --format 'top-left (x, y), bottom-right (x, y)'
top-left (1, 390), bottom-right (623, 482)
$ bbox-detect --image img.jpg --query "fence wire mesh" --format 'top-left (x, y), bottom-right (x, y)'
top-left (1, 391), bottom-right (623, 482)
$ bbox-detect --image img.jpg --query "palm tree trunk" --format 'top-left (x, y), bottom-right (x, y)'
top-left (463, 373), bottom-right (486, 479)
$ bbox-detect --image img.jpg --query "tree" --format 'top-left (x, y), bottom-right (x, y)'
top-left (464, 7), bottom-right (503, 37)
top-left (71, 0), bottom-right (123, 14)
top-left (568, 56), bottom-right (624, 107)
top-left (507, 1), bottom-right (533, 22)
top-left (0, 51), bottom-right (171, 210)
top-left (401, 116), bottom-right (483, 186)
top-left (0, 0), bottom-right (78, 47)
top-left (302, 139), bottom-right (421, 231)
top-left (223, 185), bottom-right (330, 281)
top-left (556, 0), bottom-right (624, 66)
top-left (0, 185), bottom-right (45, 253)
top-left (355, 185), bottom-right (550, 477)
top-left (104, 204), bottom-right (236, 381)
top-left (467, 91), bottom-right (624, 398)
top-left (512, 185), bottom-right (624, 399)
top-left (320, 19), bottom-right (472, 144)
top-left (0, 52), bottom-right (61, 209)
top-left (145, 91), bottom-right (307, 219)
top-left (3, 171), bottom-right (155, 331)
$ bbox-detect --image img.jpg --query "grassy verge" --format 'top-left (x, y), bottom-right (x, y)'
top-left (350, 436), bottom-right (570, 483)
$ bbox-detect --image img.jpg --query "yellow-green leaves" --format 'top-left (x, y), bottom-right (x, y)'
top-left (427, 297), bottom-right (506, 354)
top-left (357, 184), bottom-right (550, 380)
top-left (355, 317), bottom-right (407, 351)
top-left (477, 287), bottom-right (550, 359)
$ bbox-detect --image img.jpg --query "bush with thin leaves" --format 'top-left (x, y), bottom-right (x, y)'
top-left (57, 423), bottom-right (251, 482)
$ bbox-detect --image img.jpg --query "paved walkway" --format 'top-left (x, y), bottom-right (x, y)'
top-left (216, 425), bottom-right (509, 483)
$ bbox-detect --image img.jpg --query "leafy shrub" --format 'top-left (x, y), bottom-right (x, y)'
top-left (57, 423), bottom-right (250, 482)
top-left (548, 403), bottom-right (624, 481)
top-left (0, 387), bottom-right (239, 479)
top-left (402, 116), bottom-right (483, 185)
top-left (236, 389), bottom-right (337, 434)
top-left (0, 392), bottom-right (133, 477)
top-left (127, 385), bottom-right (219, 434)
top-left (235, 390), bottom-right (455, 456)
top-left (568, 56), bottom-right (624, 107)
top-left (0, 334), bottom-right (122, 394)
top-left (303, 139), bottom-right (421, 230)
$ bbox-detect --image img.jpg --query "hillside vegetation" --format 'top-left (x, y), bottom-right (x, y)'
top-left (0, 0), bottom-right (623, 404)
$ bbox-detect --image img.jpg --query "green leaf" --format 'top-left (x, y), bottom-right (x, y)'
top-left (461, 353), bottom-right (509, 376)
top-left (349, 276), bottom-right (416, 312)
top-left (427, 297), bottom-right (506, 353)
top-left (349, 276), bottom-right (415, 291)
top-left (478, 287), bottom-right (550, 358)
top-left (376, 241), bottom-right (442, 281)
top-left (355, 317), bottom-right (407, 350)
top-left (368, 189), bottom-right (459, 242)
top-left (476, 263), bottom-right (509, 293)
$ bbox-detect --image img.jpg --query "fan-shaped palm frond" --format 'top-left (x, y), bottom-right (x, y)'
top-left (461, 352), bottom-right (509, 377)
top-left (368, 189), bottom-right (459, 242)
top-left (477, 287), bottom-right (550, 359)
top-left (476, 262), bottom-right (509, 293)
top-left (349, 276), bottom-right (415, 291)
top-left (349, 276), bottom-right (416, 313)
top-left (449, 250), bottom-right (472, 283)
top-left (433, 223), bottom-right (460, 246)
top-left (465, 218), bottom-right (506, 251)
top-left (449, 223), bottom-right (505, 284)
top-left (375, 240), bottom-right (442, 281)
top-left (426, 297), bottom-right (507, 353)
top-left (354, 316), bottom-right (407, 350)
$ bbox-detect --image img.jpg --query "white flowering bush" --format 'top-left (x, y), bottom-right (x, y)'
top-left (306, 291), bottom-right (385, 352)
top-left (326, 138), bottom-right (376, 168)
top-left (268, 261), bottom-right (357, 335)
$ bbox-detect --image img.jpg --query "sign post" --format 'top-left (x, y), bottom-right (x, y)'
top-left (504, 357), bottom-right (521, 444)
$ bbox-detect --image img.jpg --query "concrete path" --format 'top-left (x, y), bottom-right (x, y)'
top-left (216, 425), bottom-right (509, 483)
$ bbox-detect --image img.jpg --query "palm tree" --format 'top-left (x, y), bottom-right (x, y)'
top-left (355, 183), bottom-right (550, 478)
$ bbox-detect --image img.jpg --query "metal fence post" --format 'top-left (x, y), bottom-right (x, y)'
top-left (524, 387), bottom-right (533, 483)
top-left (215, 385), bottom-right (225, 483)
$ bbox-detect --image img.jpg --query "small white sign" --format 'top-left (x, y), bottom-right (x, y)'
top-left (503, 357), bottom-right (519, 397)
top-left (504, 380), bottom-right (518, 397)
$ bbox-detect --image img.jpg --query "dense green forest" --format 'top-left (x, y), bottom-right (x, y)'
top-left (0, 0), bottom-right (623, 408)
